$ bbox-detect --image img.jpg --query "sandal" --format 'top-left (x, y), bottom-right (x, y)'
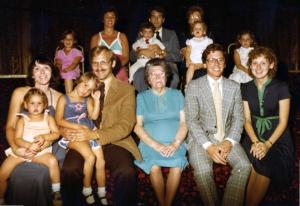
top-left (99, 196), bottom-right (108, 205)
top-left (85, 193), bottom-right (95, 205)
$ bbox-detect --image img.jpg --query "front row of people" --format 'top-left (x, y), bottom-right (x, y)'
top-left (0, 44), bottom-right (294, 206)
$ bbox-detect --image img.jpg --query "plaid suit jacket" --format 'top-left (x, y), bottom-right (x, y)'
top-left (185, 75), bottom-right (244, 146)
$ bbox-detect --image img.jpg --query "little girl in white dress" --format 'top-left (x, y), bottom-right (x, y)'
top-left (229, 30), bottom-right (256, 83)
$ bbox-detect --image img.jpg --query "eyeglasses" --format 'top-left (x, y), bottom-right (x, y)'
top-left (149, 72), bottom-right (165, 79)
top-left (190, 16), bottom-right (201, 20)
top-left (206, 58), bottom-right (225, 65)
top-left (91, 61), bottom-right (111, 67)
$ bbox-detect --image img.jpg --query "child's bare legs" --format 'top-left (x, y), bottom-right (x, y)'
top-left (0, 156), bottom-right (24, 203)
top-left (93, 147), bottom-right (108, 205)
top-left (32, 153), bottom-right (61, 206)
top-left (186, 64), bottom-right (196, 85)
top-left (32, 153), bottom-right (61, 186)
top-left (69, 141), bottom-right (95, 204)
top-left (32, 153), bottom-right (60, 192)
top-left (64, 79), bottom-right (73, 94)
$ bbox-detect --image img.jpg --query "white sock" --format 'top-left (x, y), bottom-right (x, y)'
top-left (98, 187), bottom-right (108, 205)
top-left (52, 183), bottom-right (61, 192)
top-left (97, 187), bottom-right (106, 197)
top-left (82, 187), bottom-right (92, 196)
top-left (82, 187), bottom-right (94, 204)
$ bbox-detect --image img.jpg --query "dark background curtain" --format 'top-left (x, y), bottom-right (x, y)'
top-left (0, 0), bottom-right (299, 75)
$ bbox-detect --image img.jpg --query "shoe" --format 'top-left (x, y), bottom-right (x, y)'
top-left (85, 193), bottom-right (95, 205)
top-left (58, 138), bottom-right (69, 149)
top-left (52, 191), bottom-right (62, 206)
top-left (99, 196), bottom-right (108, 205)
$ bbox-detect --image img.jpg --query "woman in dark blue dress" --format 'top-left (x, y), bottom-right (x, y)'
top-left (241, 47), bottom-right (294, 206)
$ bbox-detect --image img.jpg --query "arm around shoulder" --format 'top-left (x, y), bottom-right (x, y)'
top-left (6, 87), bottom-right (28, 150)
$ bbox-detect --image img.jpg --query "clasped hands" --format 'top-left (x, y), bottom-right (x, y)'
top-left (152, 141), bottom-right (180, 158)
top-left (207, 140), bottom-right (232, 165)
top-left (250, 141), bottom-right (271, 160)
top-left (14, 135), bottom-right (46, 159)
top-left (60, 126), bottom-right (91, 142)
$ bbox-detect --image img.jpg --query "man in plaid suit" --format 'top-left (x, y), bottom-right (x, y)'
top-left (185, 43), bottom-right (251, 206)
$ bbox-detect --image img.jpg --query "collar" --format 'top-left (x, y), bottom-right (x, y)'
top-left (143, 37), bottom-right (154, 43)
top-left (207, 75), bottom-right (223, 95)
top-left (207, 75), bottom-right (223, 86)
top-left (156, 27), bottom-right (163, 38)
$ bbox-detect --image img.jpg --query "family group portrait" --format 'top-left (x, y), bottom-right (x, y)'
top-left (0, 0), bottom-right (299, 205)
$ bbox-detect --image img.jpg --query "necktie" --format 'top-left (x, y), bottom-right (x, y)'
top-left (94, 82), bottom-right (105, 127)
top-left (145, 39), bottom-right (149, 44)
top-left (212, 81), bottom-right (224, 141)
top-left (155, 31), bottom-right (162, 41)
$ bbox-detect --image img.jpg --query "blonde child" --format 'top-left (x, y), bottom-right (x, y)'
top-left (229, 30), bottom-right (256, 83)
top-left (129, 22), bottom-right (165, 83)
top-left (0, 88), bottom-right (61, 205)
top-left (55, 29), bottom-right (84, 93)
top-left (185, 21), bottom-right (213, 84)
top-left (55, 72), bottom-right (107, 205)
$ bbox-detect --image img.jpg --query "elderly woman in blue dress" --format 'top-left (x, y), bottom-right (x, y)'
top-left (134, 58), bottom-right (188, 206)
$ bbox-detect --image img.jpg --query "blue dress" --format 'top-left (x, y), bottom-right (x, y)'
top-left (58, 95), bottom-right (99, 149)
top-left (134, 88), bottom-right (188, 174)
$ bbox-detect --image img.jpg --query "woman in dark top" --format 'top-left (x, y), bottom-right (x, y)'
top-left (241, 47), bottom-right (294, 206)
top-left (3, 56), bottom-right (63, 206)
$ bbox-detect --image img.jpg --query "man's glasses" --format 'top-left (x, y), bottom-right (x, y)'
top-left (91, 61), bottom-right (111, 67)
top-left (206, 58), bottom-right (225, 65)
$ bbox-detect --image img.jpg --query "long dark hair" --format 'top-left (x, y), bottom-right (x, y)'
top-left (57, 29), bottom-right (78, 50)
top-left (26, 55), bottom-right (60, 89)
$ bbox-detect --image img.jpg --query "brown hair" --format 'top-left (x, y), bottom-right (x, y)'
top-left (148, 6), bottom-right (165, 18)
top-left (57, 29), bottom-right (78, 50)
top-left (102, 7), bottom-right (119, 21)
top-left (235, 30), bottom-right (257, 47)
top-left (190, 21), bottom-right (207, 35)
top-left (139, 22), bottom-right (155, 33)
top-left (248, 46), bottom-right (278, 79)
top-left (186, 5), bottom-right (204, 21)
top-left (74, 72), bottom-right (99, 89)
top-left (26, 55), bottom-right (60, 89)
top-left (23, 88), bottom-right (48, 111)
top-left (202, 43), bottom-right (226, 63)
top-left (89, 46), bottom-right (116, 64)
top-left (144, 58), bottom-right (171, 86)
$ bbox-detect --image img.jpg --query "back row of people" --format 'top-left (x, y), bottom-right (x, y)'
top-left (54, 6), bottom-right (257, 96)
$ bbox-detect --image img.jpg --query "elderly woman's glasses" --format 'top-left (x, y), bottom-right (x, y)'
top-left (190, 15), bottom-right (201, 20)
top-left (149, 72), bottom-right (165, 79)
